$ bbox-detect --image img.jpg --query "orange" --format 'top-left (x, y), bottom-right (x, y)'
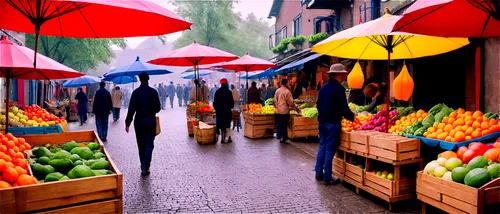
top-left (433, 122), bottom-right (439, 129)
top-left (491, 125), bottom-right (500, 132)
top-left (447, 118), bottom-right (455, 125)
top-left (442, 117), bottom-right (449, 124)
top-left (14, 152), bottom-right (23, 159)
top-left (472, 121), bottom-right (481, 129)
top-left (454, 125), bottom-right (463, 132)
top-left (444, 124), bottom-right (454, 133)
top-left (0, 152), bottom-right (12, 162)
top-left (464, 111), bottom-right (473, 117)
top-left (449, 112), bottom-right (458, 119)
top-left (482, 130), bottom-right (490, 136)
top-left (451, 138), bottom-right (457, 142)
top-left (465, 120), bottom-right (473, 126)
top-left (427, 127), bottom-right (436, 133)
top-left (465, 127), bottom-right (474, 136)
top-left (18, 145), bottom-right (25, 152)
top-left (12, 146), bottom-right (19, 153)
top-left (17, 138), bottom-right (25, 145)
top-left (476, 117), bottom-right (483, 122)
top-left (4, 161), bottom-right (14, 169)
top-left (454, 131), bottom-right (466, 142)
top-left (15, 175), bottom-right (37, 186)
top-left (6, 149), bottom-right (15, 158)
top-left (472, 111), bottom-right (483, 118)
top-left (457, 108), bottom-right (465, 114)
top-left (0, 180), bottom-right (12, 189)
top-left (436, 129), bottom-right (444, 135)
top-left (423, 132), bottom-right (429, 137)
top-left (0, 159), bottom-right (5, 169)
top-left (0, 145), bottom-right (6, 152)
top-left (465, 136), bottom-right (472, 141)
top-left (461, 125), bottom-right (469, 132)
top-left (445, 136), bottom-right (452, 142)
top-left (11, 138), bottom-right (18, 146)
top-left (14, 166), bottom-right (27, 175)
top-left (464, 115), bottom-right (473, 122)
top-left (449, 130), bottom-right (457, 138)
top-left (5, 133), bottom-right (14, 141)
top-left (4, 140), bottom-right (15, 149)
top-left (23, 143), bottom-right (31, 150)
top-left (2, 167), bottom-right (19, 183)
top-left (490, 119), bottom-right (499, 126)
top-left (483, 117), bottom-right (490, 123)
top-left (13, 158), bottom-right (27, 168)
top-left (454, 118), bottom-right (465, 126)
top-left (437, 132), bottom-right (448, 140)
top-left (471, 130), bottom-right (481, 139)
top-left (428, 133), bottom-right (437, 139)
top-left (438, 123), bottom-right (446, 130)
top-left (481, 122), bottom-right (490, 130)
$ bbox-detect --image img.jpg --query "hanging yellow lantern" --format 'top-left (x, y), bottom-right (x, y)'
top-left (347, 62), bottom-right (364, 89)
top-left (393, 63), bottom-right (414, 101)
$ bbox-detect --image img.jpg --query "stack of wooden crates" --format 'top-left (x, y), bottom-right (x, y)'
top-left (243, 113), bottom-right (275, 139)
top-left (287, 115), bottom-right (318, 139)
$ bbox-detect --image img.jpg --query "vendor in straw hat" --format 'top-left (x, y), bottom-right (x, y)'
top-left (315, 63), bottom-right (358, 185)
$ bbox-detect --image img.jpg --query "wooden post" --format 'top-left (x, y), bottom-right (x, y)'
top-left (5, 75), bottom-right (11, 134)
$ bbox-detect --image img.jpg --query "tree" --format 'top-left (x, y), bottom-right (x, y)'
top-left (25, 35), bottom-right (126, 72)
top-left (171, 0), bottom-right (272, 59)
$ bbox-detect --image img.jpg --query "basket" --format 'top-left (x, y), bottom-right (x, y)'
top-left (194, 126), bottom-right (216, 144)
top-left (187, 120), bottom-right (196, 137)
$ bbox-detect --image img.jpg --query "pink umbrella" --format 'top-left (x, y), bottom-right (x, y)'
top-left (221, 53), bottom-right (277, 88)
top-left (0, 36), bottom-right (84, 132)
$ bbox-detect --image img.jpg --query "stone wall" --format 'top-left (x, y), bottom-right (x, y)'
top-left (484, 37), bottom-right (500, 113)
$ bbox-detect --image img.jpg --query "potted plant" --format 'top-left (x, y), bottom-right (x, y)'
top-left (308, 32), bottom-right (329, 46)
top-left (291, 35), bottom-right (306, 50)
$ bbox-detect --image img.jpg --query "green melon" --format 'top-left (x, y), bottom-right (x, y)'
top-left (466, 156), bottom-right (487, 170)
top-left (464, 168), bottom-right (489, 188)
top-left (487, 164), bottom-right (500, 180)
top-left (451, 167), bottom-right (469, 183)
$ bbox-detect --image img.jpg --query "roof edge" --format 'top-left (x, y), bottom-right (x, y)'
top-left (268, 0), bottom-right (284, 18)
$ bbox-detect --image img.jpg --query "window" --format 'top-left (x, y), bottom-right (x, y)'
top-left (276, 26), bottom-right (287, 44)
top-left (293, 15), bottom-right (302, 37)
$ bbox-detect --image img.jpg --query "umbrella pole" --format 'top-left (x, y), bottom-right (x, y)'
top-left (5, 75), bottom-right (11, 134)
top-left (385, 37), bottom-right (393, 133)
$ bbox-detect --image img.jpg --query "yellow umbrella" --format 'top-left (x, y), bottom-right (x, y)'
top-left (311, 13), bottom-right (469, 131)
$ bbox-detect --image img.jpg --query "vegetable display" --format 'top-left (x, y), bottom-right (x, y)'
top-left (0, 133), bottom-right (38, 188)
top-left (188, 102), bottom-right (214, 113)
top-left (301, 108), bottom-right (318, 118)
top-left (264, 98), bottom-right (274, 106)
top-left (423, 142), bottom-right (500, 188)
top-left (247, 103), bottom-right (275, 115)
top-left (29, 141), bottom-right (114, 183)
top-left (342, 114), bottom-right (372, 132)
top-left (390, 109), bottom-right (427, 134)
top-left (359, 109), bottom-right (398, 132)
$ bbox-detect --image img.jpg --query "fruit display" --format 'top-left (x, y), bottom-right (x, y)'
top-left (342, 114), bottom-right (372, 132)
top-left (390, 109), bottom-right (427, 134)
top-left (0, 105), bottom-right (65, 129)
top-left (29, 141), bottom-right (114, 182)
top-left (423, 142), bottom-right (499, 188)
top-left (297, 93), bottom-right (316, 104)
top-left (247, 103), bottom-right (275, 115)
top-left (264, 98), bottom-right (274, 106)
top-left (301, 108), bottom-right (318, 118)
top-left (290, 110), bottom-right (299, 115)
top-left (0, 133), bottom-right (38, 188)
top-left (423, 108), bottom-right (499, 142)
top-left (299, 102), bottom-right (314, 109)
top-left (391, 106), bottom-right (416, 123)
top-left (188, 102), bottom-right (214, 113)
top-left (359, 108), bottom-right (398, 132)
top-left (367, 170), bottom-right (395, 180)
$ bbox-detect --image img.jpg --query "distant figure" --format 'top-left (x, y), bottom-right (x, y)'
top-left (293, 79), bottom-right (303, 99)
top-left (111, 86), bottom-right (123, 122)
top-left (93, 81), bottom-right (113, 142)
top-left (176, 84), bottom-right (183, 107)
top-left (122, 87), bottom-right (130, 109)
top-left (201, 80), bottom-right (210, 102)
top-left (167, 81), bottom-right (176, 108)
top-left (209, 84), bottom-right (217, 103)
top-left (265, 84), bottom-right (276, 101)
top-left (247, 82), bottom-right (261, 104)
top-left (231, 84), bottom-right (241, 110)
top-left (183, 84), bottom-right (190, 106)
top-left (239, 84), bottom-right (246, 105)
top-left (190, 79), bottom-right (202, 102)
top-left (125, 72), bottom-right (161, 177)
top-left (74, 88), bottom-right (88, 126)
top-left (213, 78), bottom-right (234, 143)
top-left (259, 83), bottom-right (267, 104)
top-left (158, 83), bottom-right (167, 110)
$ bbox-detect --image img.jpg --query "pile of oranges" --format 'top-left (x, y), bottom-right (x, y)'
top-left (389, 110), bottom-right (428, 134)
top-left (0, 133), bottom-right (38, 188)
top-left (424, 109), bottom-right (499, 142)
top-left (342, 114), bottom-right (372, 132)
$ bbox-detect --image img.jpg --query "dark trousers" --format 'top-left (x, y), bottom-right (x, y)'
top-left (178, 97), bottom-right (182, 106)
top-left (134, 117), bottom-right (156, 172)
top-left (78, 113), bottom-right (87, 125)
top-left (113, 108), bottom-right (120, 120)
top-left (95, 115), bottom-right (109, 140)
top-left (169, 96), bottom-right (174, 108)
top-left (276, 114), bottom-right (290, 141)
top-left (315, 122), bottom-right (341, 181)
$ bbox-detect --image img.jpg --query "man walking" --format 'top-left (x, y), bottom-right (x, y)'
top-left (315, 64), bottom-right (357, 185)
top-left (213, 78), bottom-right (234, 143)
top-left (158, 83), bottom-right (167, 110)
top-left (93, 81), bottom-right (113, 142)
top-left (259, 83), bottom-right (267, 104)
top-left (125, 72), bottom-right (161, 176)
top-left (167, 81), bottom-right (176, 108)
top-left (183, 84), bottom-right (190, 106)
top-left (111, 86), bottom-right (123, 122)
top-left (176, 84), bottom-right (183, 107)
top-left (247, 82), bottom-right (261, 104)
top-left (274, 79), bottom-right (298, 144)
top-left (209, 84), bottom-right (217, 104)
top-left (239, 84), bottom-right (246, 105)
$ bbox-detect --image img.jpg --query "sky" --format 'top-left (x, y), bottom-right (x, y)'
top-left (127, 0), bottom-right (275, 48)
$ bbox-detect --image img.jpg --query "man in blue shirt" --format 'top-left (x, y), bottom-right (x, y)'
top-left (315, 63), bottom-right (357, 185)
top-left (125, 72), bottom-right (161, 176)
top-left (93, 81), bottom-right (113, 142)
top-left (167, 81), bottom-right (176, 108)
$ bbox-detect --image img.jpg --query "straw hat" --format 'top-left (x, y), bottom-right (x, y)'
top-left (326, 63), bottom-right (348, 74)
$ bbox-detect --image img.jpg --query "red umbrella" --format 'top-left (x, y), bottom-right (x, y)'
top-left (394, 0), bottom-right (500, 37)
top-left (0, 36), bottom-right (84, 132)
top-left (221, 53), bottom-right (276, 88)
top-left (0, 0), bottom-right (192, 66)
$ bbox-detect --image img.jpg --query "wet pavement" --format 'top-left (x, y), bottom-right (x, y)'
top-left (68, 106), bottom-right (419, 213)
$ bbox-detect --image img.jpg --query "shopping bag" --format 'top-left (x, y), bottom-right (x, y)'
top-left (155, 116), bottom-right (161, 136)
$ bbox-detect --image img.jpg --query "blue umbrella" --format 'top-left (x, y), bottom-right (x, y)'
top-left (62, 75), bottom-right (101, 88)
top-left (181, 70), bottom-right (212, 79)
top-left (248, 68), bottom-right (275, 79)
top-left (106, 75), bottom-right (138, 84)
top-left (104, 56), bottom-right (172, 79)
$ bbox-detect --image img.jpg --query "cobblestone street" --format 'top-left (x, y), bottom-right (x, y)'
top-left (68, 107), bottom-right (418, 213)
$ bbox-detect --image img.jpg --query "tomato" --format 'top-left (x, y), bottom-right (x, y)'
top-left (462, 149), bottom-right (480, 164)
top-left (494, 142), bottom-right (500, 149)
top-left (468, 143), bottom-right (489, 155)
top-left (483, 148), bottom-right (500, 162)
top-left (456, 146), bottom-right (468, 161)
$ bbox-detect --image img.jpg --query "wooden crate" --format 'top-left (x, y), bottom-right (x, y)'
top-left (37, 199), bottom-right (122, 214)
top-left (365, 172), bottom-right (416, 197)
top-left (243, 113), bottom-right (275, 125)
top-left (349, 131), bottom-right (371, 154)
top-left (369, 134), bottom-right (420, 161)
top-left (333, 157), bottom-right (345, 176)
top-left (287, 116), bottom-right (318, 139)
top-left (194, 126), bottom-right (216, 144)
top-left (340, 132), bottom-right (350, 150)
top-left (0, 131), bottom-right (123, 214)
top-left (244, 123), bottom-right (275, 139)
top-left (345, 162), bottom-right (364, 184)
top-left (417, 171), bottom-right (500, 214)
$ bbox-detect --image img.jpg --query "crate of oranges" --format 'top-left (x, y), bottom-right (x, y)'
top-left (423, 109), bottom-right (499, 142)
top-left (389, 110), bottom-right (428, 134)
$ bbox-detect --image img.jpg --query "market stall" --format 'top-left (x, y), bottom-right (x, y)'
top-left (243, 103), bottom-right (276, 139)
top-left (287, 92), bottom-right (319, 139)
top-left (0, 131), bottom-right (122, 213)
top-left (186, 102), bottom-right (214, 137)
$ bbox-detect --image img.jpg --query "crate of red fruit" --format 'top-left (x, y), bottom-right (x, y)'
top-left (0, 131), bottom-right (122, 214)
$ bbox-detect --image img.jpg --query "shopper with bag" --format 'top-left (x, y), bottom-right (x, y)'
top-left (125, 72), bottom-right (161, 176)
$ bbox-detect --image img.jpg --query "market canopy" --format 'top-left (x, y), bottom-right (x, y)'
top-left (62, 75), bottom-right (101, 88)
top-left (103, 56), bottom-right (172, 79)
top-left (221, 53), bottom-right (276, 72)
top-left (394, 0), bottom-right (500, 38)
top-left (248, 68), bottom-right (276, 79)
top-left (181, 70), bottom-right (212, 79)
top-left (106, 75), bottom-right (137, 85)
top-left (274, 54), bottom-right (323, 75)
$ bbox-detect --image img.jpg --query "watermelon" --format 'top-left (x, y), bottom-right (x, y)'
top-left (487, 164), bottom-right (500, 180)
top-left (464, 168), bottom-right (489, 187)
top-left (466, 156), bottom-right (488, 170)
top-left (451, 167), bottom-right (469, 183)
